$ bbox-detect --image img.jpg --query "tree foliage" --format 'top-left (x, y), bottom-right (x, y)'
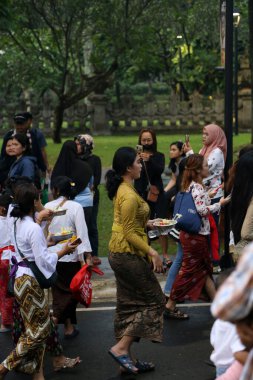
top-left (0, 0), bottom-right (251, 141)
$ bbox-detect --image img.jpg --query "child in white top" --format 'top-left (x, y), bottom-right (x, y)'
top-left (210, 319), bottom-right (245, 376)
top-left (210, 269), bottom-right (247, 377)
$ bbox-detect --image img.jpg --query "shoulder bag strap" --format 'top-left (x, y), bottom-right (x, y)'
top-left (13, 220), bottom-right (27, 261)
top-left (142, 160), bottom-right (151, 187)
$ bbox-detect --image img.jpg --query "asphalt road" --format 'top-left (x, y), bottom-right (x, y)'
top-left (0, 303), bottom-right (216, 380)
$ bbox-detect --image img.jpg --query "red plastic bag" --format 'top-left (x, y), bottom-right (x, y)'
top-left (70, 264), bottom-right (104, 307)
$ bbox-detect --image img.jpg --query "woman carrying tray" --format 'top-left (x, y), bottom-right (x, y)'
top-left (106, 147), bottom-right (165, 375)
top-left (44, 176), bottom-right (92, 339)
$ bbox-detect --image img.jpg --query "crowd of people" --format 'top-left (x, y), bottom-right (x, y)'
top-left (0, 114), bottom-right (253, 379)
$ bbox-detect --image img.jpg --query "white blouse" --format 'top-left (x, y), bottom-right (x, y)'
top-left (0, 216), bottom-right (12, 260)
top-left (45, 197), bottom-right (92, 262)
top-left (189, 181), bottom-right (221, 235)
top-left (11, 216), bottom-right (58, 280)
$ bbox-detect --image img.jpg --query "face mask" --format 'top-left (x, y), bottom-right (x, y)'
top-left (142, 143), bottom-right (155, 151)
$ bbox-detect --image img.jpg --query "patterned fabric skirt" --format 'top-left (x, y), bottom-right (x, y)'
top-left (170, 232), bottom-right (213, 302)
top-left (108, 252), bottom-right (166, 343)
top-left (52, 261), bottom-right (81, 324)
top-left (2, 275), bottom-right (51, 374)
top-left (12, 299), bottom-right (63, 357)
top-left (0, 258), bottom-right (14, 325)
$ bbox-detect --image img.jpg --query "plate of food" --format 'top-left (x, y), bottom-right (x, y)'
top-left (51, 228), bottom-right (73, 243)
top-left (153, 219), bottom-right (177, 227)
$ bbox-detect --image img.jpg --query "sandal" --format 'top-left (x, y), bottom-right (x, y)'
top-left (164, 307), bottom-right (189, 320)
top-left (120, 359), bottom-right (155, 374)
top-left (108, 350), bottom-right (138, 374)
top-left (163, 258), bottom-right (173, 268)
top-left (64, 327), bottom-right (79, 339)
top-left (135, 360), bottom-right (155, 373)
top-left (0, 327), bottom-right (12, 333)
top-left (53, 357), bottom-right (81, 372)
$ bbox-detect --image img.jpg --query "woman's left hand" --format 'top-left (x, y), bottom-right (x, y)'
top-left (149, 248), bottom-right (163, 273)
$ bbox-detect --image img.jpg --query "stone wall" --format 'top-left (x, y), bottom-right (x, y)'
top-left (0, 89), bottom-right (251, 137)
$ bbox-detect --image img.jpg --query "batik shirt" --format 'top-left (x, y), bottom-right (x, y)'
top-left (203, 148), bottom-right (224, 199)
top-left (189, 181), bottom-right (221, 235)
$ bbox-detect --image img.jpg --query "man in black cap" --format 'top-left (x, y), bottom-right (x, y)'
top-left (0, 112), bottom-right (49, 174)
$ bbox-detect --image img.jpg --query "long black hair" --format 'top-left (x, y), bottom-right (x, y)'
top-left (230, 151), bottom-right (253, 244)
top-left (168, 141), bottom-right (185, 173)
top-left (10, 182), bottom-right (39, 219)
top-left (105, 147), bottom-right (137, 200)
top-left (51, 176), bottom-right (78, 200)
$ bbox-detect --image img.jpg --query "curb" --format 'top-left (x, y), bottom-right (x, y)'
top-left (92, 274), bottom-right (166, 302)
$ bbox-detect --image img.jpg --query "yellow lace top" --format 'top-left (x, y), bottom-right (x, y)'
top-left (109, 181), bottom-right (150, 257)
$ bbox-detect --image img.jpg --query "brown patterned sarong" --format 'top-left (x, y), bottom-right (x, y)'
top-left (109, 253), bottom-right (166, 343)
top-left (2, 275), bottom-right (50, 374)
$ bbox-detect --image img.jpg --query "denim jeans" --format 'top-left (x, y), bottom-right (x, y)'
top-left (164, 242), bottom-right (183, 295)
top-left (216, 364), bottom-right (230, 377)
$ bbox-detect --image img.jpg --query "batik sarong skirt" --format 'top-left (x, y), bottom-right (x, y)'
top-left (2, 275), bottom-right (50, 374)
top-left (109, 252), bottom-right (166, 343)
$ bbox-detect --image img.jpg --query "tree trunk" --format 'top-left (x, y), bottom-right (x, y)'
top-left (249, 0), bottom-right (253, 143)
top-left (53, 103), bottom-right (64, 143)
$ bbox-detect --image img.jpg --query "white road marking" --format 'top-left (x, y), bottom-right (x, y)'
top-left (74, 303), bottom-right (211, 312)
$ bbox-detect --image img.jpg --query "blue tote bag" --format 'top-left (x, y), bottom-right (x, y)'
top-left (173, 189), bottom-right (202, 234)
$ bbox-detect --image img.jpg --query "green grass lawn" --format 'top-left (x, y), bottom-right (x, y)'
top-left (1, 132), bottom-right (252, 257)
top-left (45, 132), bottom-right (252, 167)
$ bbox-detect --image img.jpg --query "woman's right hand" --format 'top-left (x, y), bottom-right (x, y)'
top-left (58, 241), bottom-right (79, 258)
top-left (149, 248), bottom-right (163, 273)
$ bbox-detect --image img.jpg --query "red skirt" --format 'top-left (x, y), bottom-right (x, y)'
top-left (170, 232), bottom-right (212, 301)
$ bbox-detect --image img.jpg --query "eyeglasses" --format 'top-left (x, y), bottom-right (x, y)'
top-left (141, 138), bottom-right (153, 143)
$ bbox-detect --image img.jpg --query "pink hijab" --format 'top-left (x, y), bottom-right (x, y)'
top-left (199, 124), bottom-right (227, 161)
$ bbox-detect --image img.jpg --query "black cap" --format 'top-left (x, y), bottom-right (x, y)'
top-left (13, 111), bottom-right (33, 124)
top-left (13, 112), bottom-right (28, 124)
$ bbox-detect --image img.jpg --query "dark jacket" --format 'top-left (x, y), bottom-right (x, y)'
top-left (134, 151), bottom-right (165, 199)
top-left (1, 129), bottom-right (47, 172)
top-left (9, 156), bottom-right (37, 182)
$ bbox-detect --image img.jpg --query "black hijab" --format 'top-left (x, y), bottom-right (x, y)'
top-left (51, 140), bottom-right (92, 194)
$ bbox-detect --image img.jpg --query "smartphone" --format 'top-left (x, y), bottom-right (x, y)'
top-left (214, 184), bottom-right (223, 193)
top-left (185, 134), bottom-right (190, 144)
top-left (71, 237), bottom-right (82, 245)
top-left (136, 144), bottom-right (143, 153)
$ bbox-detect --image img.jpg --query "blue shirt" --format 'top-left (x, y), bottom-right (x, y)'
top-left (74, 177), bottom-right (94, 208)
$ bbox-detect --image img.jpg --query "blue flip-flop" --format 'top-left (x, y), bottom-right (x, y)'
top-left (108, 349), bottom-right (138, 374)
